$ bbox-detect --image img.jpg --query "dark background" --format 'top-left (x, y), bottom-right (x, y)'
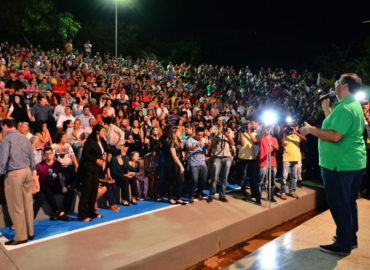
top-left (54, 0), bottom-right (370, 69)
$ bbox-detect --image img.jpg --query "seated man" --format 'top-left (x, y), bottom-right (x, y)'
top-left (36, 146), bottom-right (74, 221)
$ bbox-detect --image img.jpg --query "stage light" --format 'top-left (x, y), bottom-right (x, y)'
top-left (355, 91), bottom-right (366, 101)
top-left (262, 110), bottom-right (278, 126)
top-left (286, 116), bottom-right (293, 124)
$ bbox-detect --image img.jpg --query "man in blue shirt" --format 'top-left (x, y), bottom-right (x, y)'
top-left (186, 127), bottom-right (210, 203)
top-left (31, 95), bottom-right (53, 123)
top-left (0, 118), bottom-right (36, 245)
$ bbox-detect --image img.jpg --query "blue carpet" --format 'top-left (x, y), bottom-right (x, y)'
top-left (0, 184), bottom-right (240, 242)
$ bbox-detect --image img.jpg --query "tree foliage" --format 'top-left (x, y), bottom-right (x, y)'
top-left (0, 0), bottom-right (80, 48)
top-left (316, 37), bottom-right (370, 84)
top-left (58, 12), bottom-right (81, 41)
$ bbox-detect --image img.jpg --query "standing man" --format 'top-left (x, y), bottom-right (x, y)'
top-left (207, 116), bottom-right (235, 203)
top-left (0, 119), bottom-right (36, 245)
top-left (186, 127), bottom-right (209, 203)
top-left (256, 126), bottom-right (279, 205)
top-left (300, 73), bottom-right (366, 256)
top-left (238, 120), bottom-right (259, 200)
top-left (280, 123), bottom-right (306, 200)
top-left (84, 40), bottom-right (92, 57)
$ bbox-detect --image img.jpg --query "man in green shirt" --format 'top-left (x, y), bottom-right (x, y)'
top-left (300, 73), bottom-right (366, 256)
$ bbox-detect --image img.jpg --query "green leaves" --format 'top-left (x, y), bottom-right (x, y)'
top-left (58, 12), bottom-right (81, 41)
top-left (0, 0), bottom-right (80, 47)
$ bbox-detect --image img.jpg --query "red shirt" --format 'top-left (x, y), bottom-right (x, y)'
top-left (259, 135), bottom-right (278, 167)
top-left (53, 84), bottom-right (67, 96)
top-left (90, 105), bottom-right (101, 118)
top-left (37, 160), bottom-right (62, 186)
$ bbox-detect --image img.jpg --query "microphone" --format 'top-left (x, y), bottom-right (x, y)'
top-left (319, 91), bottom-right (336, 102)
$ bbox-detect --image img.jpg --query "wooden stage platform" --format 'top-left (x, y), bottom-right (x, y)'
top-left (0, 186), bottom-right (325, 270)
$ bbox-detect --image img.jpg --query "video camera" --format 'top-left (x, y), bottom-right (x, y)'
top-left (239, 119), bottom-right (250, 132)
top-left (285, 116), bottom-right (295, 135)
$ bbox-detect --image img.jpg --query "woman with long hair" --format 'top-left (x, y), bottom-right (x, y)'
top-left (52, 131), bottom-right (79, 188)
top-left (78, 124), bottom-right (120, 221)
top-left (166, 126), bottom-right (187, 205)
top-left (34, 121), bottom-right (52, 147)
top-left (132, 119), bottom-right (144, 154)
top-left (7, 95), bottom-right (33, 123)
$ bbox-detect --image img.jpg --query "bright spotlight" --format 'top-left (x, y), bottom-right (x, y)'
top-left (262, 110), bottom-right (278, 126)
top-left (286, 116), bottom-right (293, 124)
top-left (355, 91), bottom-right (366, 101)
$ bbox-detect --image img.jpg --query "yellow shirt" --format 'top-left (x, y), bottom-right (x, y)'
top-left (238, 132), bottom-right (257, 160)
top-left (282, 134), bottom-right (301, 162)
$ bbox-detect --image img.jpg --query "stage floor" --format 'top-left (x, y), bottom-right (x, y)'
top-left (226, 198), bottom-right (370, 270)
top-left (0, 185), bottom-right (323, 270)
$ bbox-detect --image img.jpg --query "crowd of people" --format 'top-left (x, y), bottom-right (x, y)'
top-left (0, 40), bottom-right (368, 237)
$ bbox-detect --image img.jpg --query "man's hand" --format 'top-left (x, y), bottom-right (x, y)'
top-left (321, 96), bottom-right (332, 117)
top-left (299, 122), bottom-right (313, 136)
top-left (247, 123), bottom-right (252, 133)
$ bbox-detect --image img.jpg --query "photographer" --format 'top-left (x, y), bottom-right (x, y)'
top-left (280, 121), bottom-right (306, 200)
top-left (186, 127), bottom-right (210, 203)
top-left (207, 116), bottom-right (235, 203)
top-left (300, 73), bottom-right (366, 256)
top-left (256, 125), bottom-right (279, 205)
top-left (238, 118), bottom-right (260, 200)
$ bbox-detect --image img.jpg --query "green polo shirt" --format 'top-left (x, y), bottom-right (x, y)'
top-left (319, 95), bottom-right (366, 171)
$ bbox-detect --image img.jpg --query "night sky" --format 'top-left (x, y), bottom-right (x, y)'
top-left (56, 0), bottom-right (370, 69)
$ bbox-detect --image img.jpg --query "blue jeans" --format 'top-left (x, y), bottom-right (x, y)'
top-left (256, 167), bottom-right (277, 199)
top-left (321, 167), bottom-right (364, 253)
top-left (281, 161), bottom-right (298, 194)
top-left (189, 165), bottom-right (208, 197)
top-left (209, 157), bottom-right (232, 199)
top-left (239, 159), bottom-right (257, 196)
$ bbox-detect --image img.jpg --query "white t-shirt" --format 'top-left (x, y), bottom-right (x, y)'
top-left (57, 114), bottom-right (75, 128)
top-left (107, 107), bottom-right (115, 117)
top-left (52, 143), bottom-right (75, 167)
top-left (53, 104), bottom-right (66, 120)
top-left (84, 43), bottom-right (92, 53)
top-left (117, 93), bottom-right (129, 102)
top-left (157, 107), bottom-right (169, 119)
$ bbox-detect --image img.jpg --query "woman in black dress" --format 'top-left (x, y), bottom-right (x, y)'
top-left (78, 124), bottom-right (120, 222)
top-left (167, 126), bottom-right (187, 205)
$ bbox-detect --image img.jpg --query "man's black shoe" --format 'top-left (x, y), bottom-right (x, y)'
top-left (28, 235), bottom-right (35, 240)
top-left (206, 197), bottom-right (213, 203)
top-left (332, 236), bottom-right (358, 249)
top-left (5, 239), bottom-right (28, 246)
top-left (268, 196), bottom-right (277, 203)
top-left (297, 181), bottom-right (302, 188)
top-left (255, 199), bottom-right (262, 205)
top-left (219, 197), bottom-right (229, 202)
top-left (319, 244), bottom-right (350, 256)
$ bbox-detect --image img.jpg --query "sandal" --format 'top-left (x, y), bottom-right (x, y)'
top-left (121, 200), bottom-right (130, 206)
top-left (169, 199), bottom-right (176, 205)
top-left (110, 205), bottom-right (119, 212)
top-left (81, 217), bottom-right (91, 222)
top-left (176, 200), bottom-right (187, 205)
top-left (131, 199), bottom-right (137, 205)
